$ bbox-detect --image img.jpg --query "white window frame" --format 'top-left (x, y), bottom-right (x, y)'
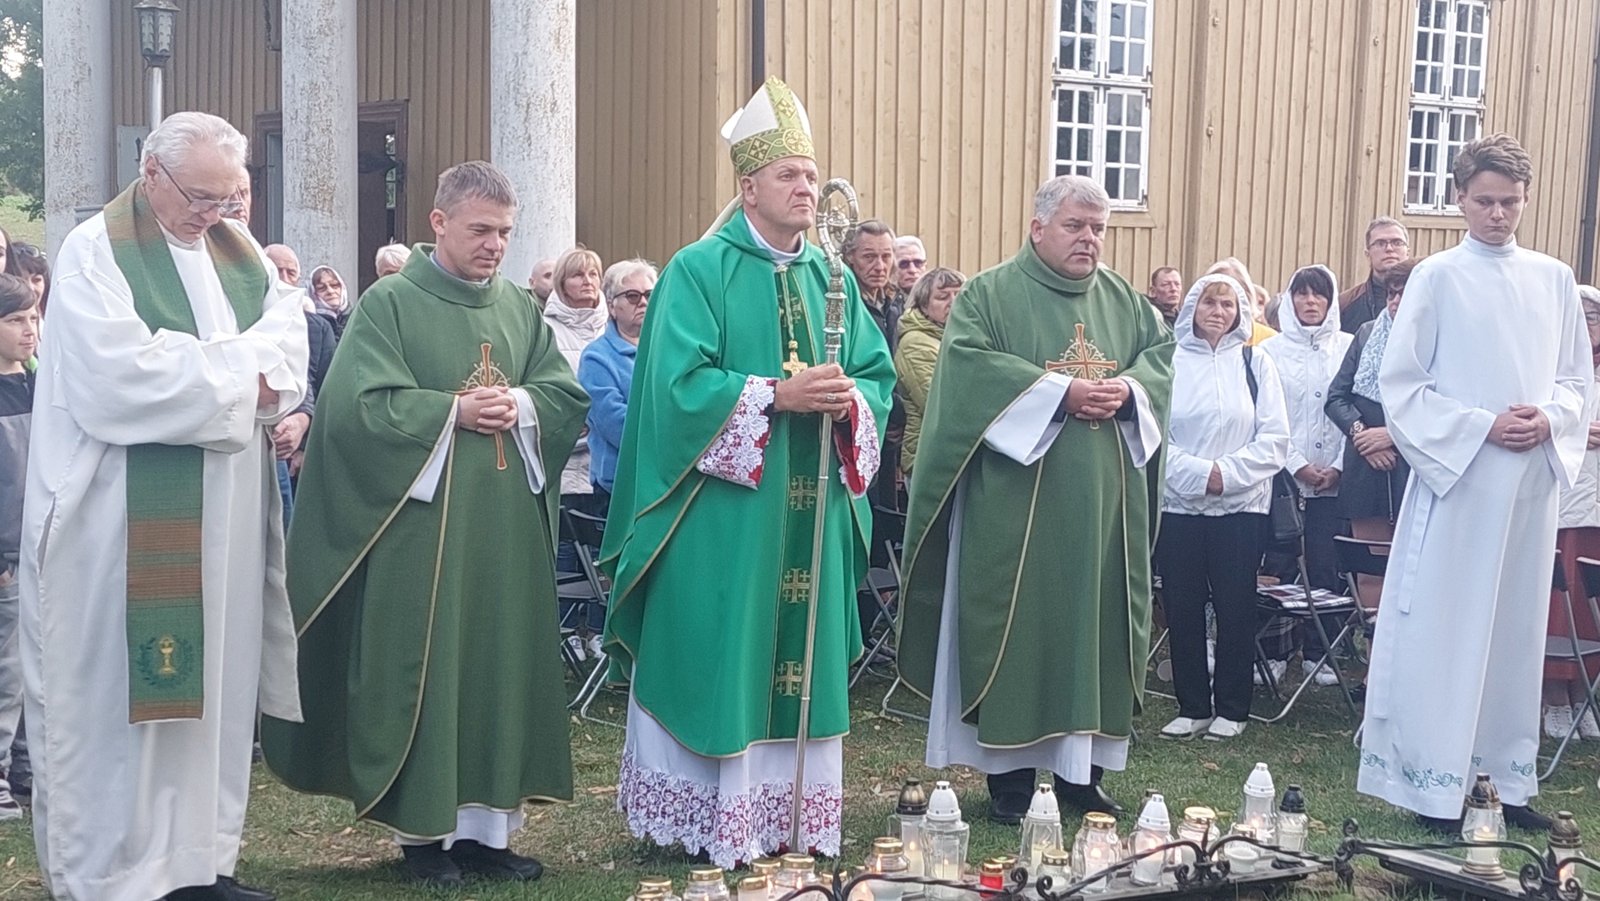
top-left (1405, 0), bottom-right (1489, 214)
top-left (1049, 0), bottom-right (1154, 210)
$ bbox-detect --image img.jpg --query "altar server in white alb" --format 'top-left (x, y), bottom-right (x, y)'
top-left (1357, 133), bottom-right (1592, 833)
top-left (19, 112), bottom-right (306, 901)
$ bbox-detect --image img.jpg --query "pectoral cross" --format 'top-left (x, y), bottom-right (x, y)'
top-left (1047, 323), bottom-right (1120, 429)
top-left (780, 568), bottom-right (812, 605)
top-left (787, 476), bottom-right (818, 511)
top-left (781, 341), bottom-right (809, 378)
top-left (775, 661), bottom-right (804, 697)
top-left (462, 342), bottom-right (510, 470)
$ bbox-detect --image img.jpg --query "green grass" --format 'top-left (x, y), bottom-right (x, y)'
top-left (0, 668), bottom-right (1596, 899)
top-left (0, 195), bottom-right (43, 247)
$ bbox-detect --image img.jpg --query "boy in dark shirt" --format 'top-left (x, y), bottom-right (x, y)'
top-left (0, 273), bottom-right (39, 819)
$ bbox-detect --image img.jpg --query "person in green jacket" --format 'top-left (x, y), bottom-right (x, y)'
top-left (894, 267), bottom-right (964, 476)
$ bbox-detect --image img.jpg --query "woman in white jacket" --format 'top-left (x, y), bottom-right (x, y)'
top-left (1157, 274), bottom-right (1290, 740)
top-left (1260, 266), bottom-right (1353, 685)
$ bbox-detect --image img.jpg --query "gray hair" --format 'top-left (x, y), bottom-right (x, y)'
top-left (374, 243), bottom-right (411, 275)
top-left (1580, 285), bottom-right (1600, 309)
top-left (908, 266), bottom-right (966, 313)
top-left (1033, 174), bottom-right (1110, 223)
top-left (894, 235), bottom-right (925, 254)
top-left (434, 160), bottom-right (518, 214)
top-left (842, 218), bottom-right (895, 257)
top-left (141, 111), bottom-right (248, 170)
top-left (603, 258), bottom-right (659, 302)
top-left (1364, 216), bottom-right (1410, 246)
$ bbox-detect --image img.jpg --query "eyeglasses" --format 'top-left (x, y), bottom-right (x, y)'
top-left (613, 289), bottom-right (652, 306)
top-left (897, 258), bottom-right (927, 270)
top-left (1585, 311), bottom-right (1600, 325)
top-left (1368, 238), bottom-right (1409, 251)
top-left (157, 159), bottom-right (247, 218)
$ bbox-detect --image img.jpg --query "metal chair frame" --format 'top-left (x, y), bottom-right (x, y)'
top-left (1538, 553), bottom-right (1600, 781)
top-left (556, 506), bottom-right (621, 727)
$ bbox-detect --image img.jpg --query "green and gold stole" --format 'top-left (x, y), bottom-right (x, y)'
top-left (103, 180), bottom-right (267, 723)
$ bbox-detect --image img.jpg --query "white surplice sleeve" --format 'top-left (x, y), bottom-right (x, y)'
top-left (1378, 267), bottom-right (1497, 498)
top-left (1537, 274), bottom-right (1595, 490)
top-left (982, 373), bottom-right (1160, 467)
top-left (44, 223), bottom-right (309, 454)
top-left (508, 387), bottom-right (547, 494)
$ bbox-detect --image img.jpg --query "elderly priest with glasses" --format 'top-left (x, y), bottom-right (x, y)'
top-left (18, 111), bottom-right (308, 901)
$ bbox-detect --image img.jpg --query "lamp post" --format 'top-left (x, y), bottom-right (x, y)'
top-left (134, 0), bottom-right (179, 127)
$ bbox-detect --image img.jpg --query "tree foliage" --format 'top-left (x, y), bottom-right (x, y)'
top-left (0, 0), bottom-right (43, 218)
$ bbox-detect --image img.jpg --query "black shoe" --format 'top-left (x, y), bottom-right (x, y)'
top-left (400, 842), bottom-right (466, 888)
top-left (987, 768), bottom-right (1036, 825)
top-left (1505, 804), bottom-right (1554, 831)
top-left (1055, 775), bottom-right (1125, 817)
top-left (1416, 813), bottom-right (1463, 836)
top-left (166, 877), bottom-right (275, 901)
top-left (448, 839), bottom-right (545, 881)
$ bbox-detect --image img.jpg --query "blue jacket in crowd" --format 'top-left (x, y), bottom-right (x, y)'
top-left (576, 319), bottom-right (636, 493)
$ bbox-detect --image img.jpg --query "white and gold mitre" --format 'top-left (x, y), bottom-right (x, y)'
top-left (722, 76), bottom-right (815, 177)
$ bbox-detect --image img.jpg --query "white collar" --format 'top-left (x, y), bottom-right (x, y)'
top-left (746, 216), bottom-right (803, 265)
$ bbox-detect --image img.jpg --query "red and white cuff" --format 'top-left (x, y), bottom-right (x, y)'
top-left (832, 386), bottom-right (879, 497)
top-left (696, 376), bottom-right (778, 489)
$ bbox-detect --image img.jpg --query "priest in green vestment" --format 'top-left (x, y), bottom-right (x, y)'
top-left (260, 162), bottom-right (588, 888)
top-left (600, 77), bottom-right (894, 868)
top-left (898, 174), bottom-right (1174, 824)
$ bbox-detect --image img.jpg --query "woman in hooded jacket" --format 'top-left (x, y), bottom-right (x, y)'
top-left (1157, 274), bottom-right (1290, 741)
top-left (1260, 265), bottom-right (1354, 686)
top-left (308, 264), bottom-right (352, 340)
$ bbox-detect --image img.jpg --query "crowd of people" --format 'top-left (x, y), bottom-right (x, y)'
top-left (1, 78), bottom-right (1597, 901)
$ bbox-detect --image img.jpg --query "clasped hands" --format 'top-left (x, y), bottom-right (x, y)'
top-left (457, 386), bottom-right (518, 434)
top-left (774, 363), bottom-right (854, 421)
top-left (1063, 377), bottom-right (1130, 422)
top-left (1294, 464), bottom-right (1341, 493)
top-left (1353, 425), bottom-right (1398, 472)
top-left (1487, 404), bottom-right (1551, 453)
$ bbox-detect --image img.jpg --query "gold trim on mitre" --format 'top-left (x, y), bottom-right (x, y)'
top-left (728, 76), bottom-right (815, 177)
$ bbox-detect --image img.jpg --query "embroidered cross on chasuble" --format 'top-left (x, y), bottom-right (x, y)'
top-left (461, 342), bottom-right (511, 470)
top-left (1045, 323), bottom-right (1120, 428)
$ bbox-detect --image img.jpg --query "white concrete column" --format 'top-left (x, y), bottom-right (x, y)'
top-left (491, 0), bottom-right (576, 284)
top-left (42, 0), bottom-right (115, 256)
top-left (281, 0), bottom-right (358, 282)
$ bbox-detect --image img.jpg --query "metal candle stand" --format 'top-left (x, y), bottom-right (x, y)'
top-left (1335, 819), bottom-right (1597, 901)
top-left (772, 832), bottom-right (1331, 900)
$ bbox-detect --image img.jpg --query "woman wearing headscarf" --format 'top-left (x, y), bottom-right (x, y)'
top-left (1157, 274), bottom-right (1290, 741)
top-left (1545, 284), bottom-right (1600, 740)
top-left (308, 264), bottom-right (352, 339)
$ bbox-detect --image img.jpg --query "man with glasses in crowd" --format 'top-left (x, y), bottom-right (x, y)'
top-left (20, 111), bottom-right (307, 901)
top-left (894, 235), bottom-right (928, 299)
top-left (1340, 216), bottom-right (1410, 334)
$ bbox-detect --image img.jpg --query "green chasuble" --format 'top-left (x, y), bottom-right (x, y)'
top-left (600, 209), bottom-right (895, 757)
top-left (260, 247), bottom-right (589, 837)
top-left (898, 240), bottom-right (1174, 746)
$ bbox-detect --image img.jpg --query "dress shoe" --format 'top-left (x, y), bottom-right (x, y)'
top-left (166, 877), bottom-right (275, 901)
top-left (988, 791), bottom-right (1030, 825)
top-left (1504, 804), bottom-right (1554, 831)
top-left (448, 839), bottom-right (545, 881)
top-left (400, 842), bottom-right (466, 888)
top-left (1159, 716), bottom-right (1214, 739)
top-left (1416, 813), bottom-right (1463, 836)
top-left (1055, 776), bottom-right (1125, 816)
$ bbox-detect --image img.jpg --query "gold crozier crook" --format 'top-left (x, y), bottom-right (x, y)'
top-left (787, 178), bottom-right (858, 852)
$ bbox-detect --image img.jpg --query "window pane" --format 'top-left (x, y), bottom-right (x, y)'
top-left (1127, 131), bottom-right (1142, 163)
top-left (1130, 3), bottom-right (1147, 38)
top-left (1061, 0), bottom-right (1080, 33)
top-left (1080, 37), bottom-right (1097, 70)
top-left (1124, 168), bottom-right (1141, 200)
top-left (1077, 129), bottom-right (1092, 161)
top-left (1107, 95), bottom-right (1123, 126)
top-left (1128, 97), bottom-right (1142, 127)
top-left (1060, 36), bottom-right (1074, 68)
top-left (1081, 0), bottom-right (1097, 33)
top-left (1110, 2), bottom-right (1126, 37)
top-left (1110, 42), bottom-right (1125, 74)
top-left (1104, 169), bottom-right (1119, 199)
top-left (1078, 91), bottom-right (1094, 121)
top-left (1107, 133), bottom-right (1122, 163)
top-left (1129, 43), bottom-right (1145, 76)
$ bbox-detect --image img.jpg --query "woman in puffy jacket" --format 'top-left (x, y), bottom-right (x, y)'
top-left (893, 267), bottom-right (964, 477)
top-left (1156, 274), bottom-right (1289, 741)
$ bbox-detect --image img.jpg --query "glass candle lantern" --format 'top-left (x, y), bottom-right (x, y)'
top-left (1036, 848), bottom-right (1072, 895)
top-left (1238, 762), bottom-right (1277, 845)
top-left (1224, 825), bottom-right (1262, 874)
top-left (736, 876), bottom-right (769, 901)
top-left (1276, 784), bottom-right (1308, 858)
top-left (749, 860), bottom-right (781, 901)
top-left (889, 779), bottom-right (929, 877)
top-left (862, 837), bottom-right (911, 901)
top-left (922, 780), bottom-right (971, 900)
top-left (1175, 806), bottom-right (1217, 867)
top-left (978, 860), bottom-right (1006, 890)
top-left (1550, 811), bottom-right (1584, 888)
top-left (1071, 812), bottom-right (1124, 893)
top-left (1019, 783), bottom-right (1064, 873)
top-left (1128, 792), bottom-right (1174, 886)
top-left (774, 854), bottom-right (821, 892)
top-left (684, 866), bottom-right (731, 901)
top-left (1461, 773), bottom-right (1507, 879)
top-left (634, 876), bottom-right (678, 901)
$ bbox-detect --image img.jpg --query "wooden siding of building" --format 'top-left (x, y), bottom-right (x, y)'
top-left (109, 0), bottom-right (491, 247)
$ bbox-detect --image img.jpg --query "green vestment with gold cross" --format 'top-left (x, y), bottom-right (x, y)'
top-left (260, 247), bottom-right (590, 838)
top-left (898, 239), bottom-right (1174, 747)
top-left (600, 209), bottom-right (895, 757)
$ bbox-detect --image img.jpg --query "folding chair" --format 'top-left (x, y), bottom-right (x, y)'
top-left (1334, 535), bottom-right (1390, 745)
top-left (1539, 554), bottom-right (1600, 780)
top-left (558, 506), bottom-right (621, 727)
top-left (871, 506), bottom-right (928, 722)
top-left (852, 503), bottom-right (905, 689)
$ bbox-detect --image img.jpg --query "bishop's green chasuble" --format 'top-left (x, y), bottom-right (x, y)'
top-left (898, 240), bottom-right (1174, 747)
top-left (600, 210), bottom-right (895, 758)
top-left (260, 248), bottom-right (589, 837)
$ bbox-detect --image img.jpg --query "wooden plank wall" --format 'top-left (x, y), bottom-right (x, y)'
top-left (575, 0), bottom-right (727, 269)
top-left (109, 0), bottom-right (491, 248)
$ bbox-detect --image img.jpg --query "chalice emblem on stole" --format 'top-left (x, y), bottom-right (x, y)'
top-left (462, 342), bottom-right (511, 470)
top-left (1046, 323), bottom-right (1120, 429)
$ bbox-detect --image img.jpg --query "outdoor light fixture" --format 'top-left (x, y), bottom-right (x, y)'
top-left (133, 0), bottom-right (180, 125)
